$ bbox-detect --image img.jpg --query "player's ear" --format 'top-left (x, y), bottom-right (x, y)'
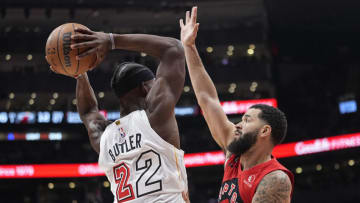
top-left (141, 81), bottom-right (150, 95)
top-left (260, 125), bottom-right (271, 138)
top-left (142, 80), bottom-right (154, 95)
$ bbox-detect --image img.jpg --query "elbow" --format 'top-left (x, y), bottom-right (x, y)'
top-left (78, 106), bottom-right (99, 119)
top-left (197, 92), bottom-right (213, 107)
top-left (164, 38), bottom-right (185, 61)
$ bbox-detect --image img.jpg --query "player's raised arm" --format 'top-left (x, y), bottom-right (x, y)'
top-left (76, 73), bottom-right (110, 154)
top-left (111, 33), bottom-right (185, 124)
top-left (180, 7), bottom-right (234, 151)
top-left (71, 29), bottom-right (185, 137)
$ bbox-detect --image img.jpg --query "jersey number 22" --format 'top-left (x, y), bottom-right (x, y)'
top-left (113, 150), bottom-right (162, 202)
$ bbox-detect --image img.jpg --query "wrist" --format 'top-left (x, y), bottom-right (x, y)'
top-left (183, 43), bottom-right (197, 49)
top-left (75, 73), bottom-right (86, 80)
top-left (108, 33), bottom-right (116, 50)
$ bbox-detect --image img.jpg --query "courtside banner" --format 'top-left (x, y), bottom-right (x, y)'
top-left (220, 98), bottom-right (278, 115)
top-left (0, 163), bottom-right (103, 179)
top-left (1, 132), bottom-right (359, 178)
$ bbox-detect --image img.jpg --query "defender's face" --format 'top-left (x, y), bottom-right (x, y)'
top-left (234, 108), bottom-right (263, 140)
top-left (227, 108), bottom-right (265, 155)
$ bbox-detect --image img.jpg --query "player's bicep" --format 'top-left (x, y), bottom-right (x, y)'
top-left (201, 98), bottom-right (234, 150)
top-left (148, 47), bottom-right (185, 120)
top-left (252, 170), bottom-right (292, 203)
top-left (156, 47), bottom-right (186, 102)
top-left (80, 111), bottom-right (110, 154)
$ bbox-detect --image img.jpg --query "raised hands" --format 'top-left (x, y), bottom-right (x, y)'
top-left (180, 7), bottom-right (199, 46)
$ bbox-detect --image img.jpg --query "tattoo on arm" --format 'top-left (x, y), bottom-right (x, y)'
top-left (252, 170), bottom-right (292, 203)
top-left (87, 119), bottom-right (112, 153)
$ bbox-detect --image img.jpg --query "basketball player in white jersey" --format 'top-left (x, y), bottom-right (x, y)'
top-left (71, 29), bottom-right (188, 202)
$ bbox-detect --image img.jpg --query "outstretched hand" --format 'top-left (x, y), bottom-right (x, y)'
top-left (180, 6), bottom-right (199, 46)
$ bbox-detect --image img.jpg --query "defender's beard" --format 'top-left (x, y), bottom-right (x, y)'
top-left (227, 129), bottom-right (259, 156)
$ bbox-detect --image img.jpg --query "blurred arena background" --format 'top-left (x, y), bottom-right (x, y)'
top-left (0, 0), bottom-right (360, 202)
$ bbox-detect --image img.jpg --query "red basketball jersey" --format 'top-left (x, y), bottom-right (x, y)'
top-left (218, 154), bottom-right (294, 203)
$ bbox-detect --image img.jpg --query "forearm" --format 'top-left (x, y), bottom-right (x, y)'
top-left (184, 45), bottom-right (219, 104)
top-left (113, 34), bottom-right (182, 60)
top-left (76, 73), bottom-right (99, 116)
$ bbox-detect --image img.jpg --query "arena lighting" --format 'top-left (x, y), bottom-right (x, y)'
top-left (30, 93), bottom-right (36, 99)
top-left (0, 132), bottom-right (63, 141)
top-left (184, 86), bottom-right (190, 92)
top-left (69, 182), bottom-right (76, 189)
top-left (53, 92), bottom-right (59, 99)
top-left (48, 182), bottom-right (54, 189)
top-left (247, 49), bottom-right (254, 55)
top-left (5, 54), bottom-right (11, 61)
top-left (339, 100), bottom-right (357, 114)
top-left (103, 181), bottom-right (110, 188)
top-left (98, 92), bottom-right (105, 98)
top-left (27, 54), bottom-right (33, 61)
top-left (249, 86), bottom-right (256, 92)
top-left (315, 164), bottom-right (322, 171)
top-left (49, 99), bottom-right (56, 105)
top-left (9, 92), bottom-right (15, 99)
top-left (28, 99), bottom-right (34, 105)
top-left (228, 87), bottom-right (235, 94)
top-left (0, 132), bottom-right (359, 178)
top-left (348, 160), bottom-right (355, 166)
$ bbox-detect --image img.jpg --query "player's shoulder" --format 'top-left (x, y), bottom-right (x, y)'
top-left (253, 170), bottom-right (292, 203)
top-left (263, 170), bottom-right (291, 184)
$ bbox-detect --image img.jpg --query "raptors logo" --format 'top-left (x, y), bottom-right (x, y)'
top-left (248, 175), bottom-right (256, 183)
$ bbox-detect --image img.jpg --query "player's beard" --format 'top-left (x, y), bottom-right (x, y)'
top-left (227, 128), bottom-right (259, 156)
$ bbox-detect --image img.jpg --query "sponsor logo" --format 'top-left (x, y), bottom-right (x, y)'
top-left (63, 32), bottom-right (72, 67)
top-left (248, 175), bottom-right (256, 183)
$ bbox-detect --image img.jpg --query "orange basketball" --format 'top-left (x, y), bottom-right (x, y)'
top-left (45, 23), bottom-right (97, 77)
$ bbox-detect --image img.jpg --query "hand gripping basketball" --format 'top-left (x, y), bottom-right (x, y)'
top-left (45, 23), bottom-right (105, 78)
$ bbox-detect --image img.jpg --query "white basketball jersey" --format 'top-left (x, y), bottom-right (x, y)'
top-left (98, 110), bottom-right (188, 203)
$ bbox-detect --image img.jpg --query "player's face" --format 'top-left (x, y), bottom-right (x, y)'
top-left (227, 108), bottom-right (264, 155)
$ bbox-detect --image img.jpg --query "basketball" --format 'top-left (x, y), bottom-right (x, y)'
top-left (45, 23), bottom-right (97, 77)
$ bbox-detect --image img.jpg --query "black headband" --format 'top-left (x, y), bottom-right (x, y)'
top-left (112, 66), bottom-right (155, 98)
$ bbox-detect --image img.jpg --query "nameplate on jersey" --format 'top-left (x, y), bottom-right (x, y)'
top-left (108, 133), bottom-right (142, 162)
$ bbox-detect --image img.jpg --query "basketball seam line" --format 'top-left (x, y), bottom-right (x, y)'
top-left (57, 25), bottom-right (70, 75)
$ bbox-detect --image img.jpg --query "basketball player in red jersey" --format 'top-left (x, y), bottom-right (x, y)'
top-left (180, 7), bottom-right (294, 203)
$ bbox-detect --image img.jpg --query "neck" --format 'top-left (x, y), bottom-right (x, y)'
top-left (119, 99), bottom-right (147, 117)
top-left (240, 143), bottom-right (272, 171)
